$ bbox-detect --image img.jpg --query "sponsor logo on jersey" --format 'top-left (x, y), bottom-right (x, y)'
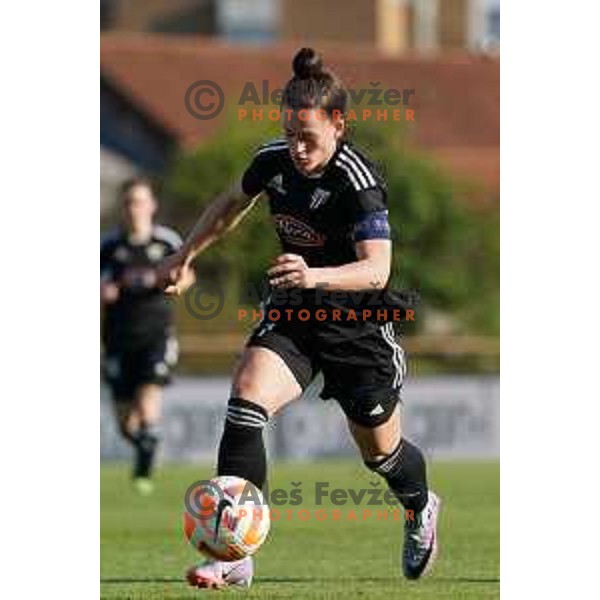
top-left (267, 173), bottom-right (286, 194)
top-left (273, 214), bottom-right (325, 247)
top-left (309, 187), bottom-right (331, 210)
top-left (122, 266), bottom-right (157, 288)
top-left (146, 242), bottom-right (165, 261)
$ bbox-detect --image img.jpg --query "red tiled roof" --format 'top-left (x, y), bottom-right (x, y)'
top-left (101, 34), bottom-right (499, 190)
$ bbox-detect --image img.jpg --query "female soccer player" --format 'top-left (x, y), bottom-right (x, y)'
top-left (101, 178), bottom-right (194, 494)
top-left (160, 48), bottom-right (440, 588)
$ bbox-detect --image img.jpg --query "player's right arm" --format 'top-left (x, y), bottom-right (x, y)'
top-left (158, 140), bottom-right (282, 294)
top-left (100, 279), bottom-right (120, 305)
top-left (158, 181), bottom-right (260, 295)
top-left (182, 181), bottom-right (259, 263)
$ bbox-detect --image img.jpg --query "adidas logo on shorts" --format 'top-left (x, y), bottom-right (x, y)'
top-left (369, 404), bottom-right (385, 416)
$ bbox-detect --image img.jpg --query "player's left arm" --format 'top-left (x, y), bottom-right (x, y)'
top-left (268, 239), bottom-right (391, 291)
top-left (269, 182), bottom-right (392, 290)
top-left (319, 238), bottom-right (391, 290)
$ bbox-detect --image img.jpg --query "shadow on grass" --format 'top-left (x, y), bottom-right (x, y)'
top-left (101, 578), bottom-right (182, 584)
top-left (434, 577), bottom-right (500, 584)
top-left (101, 575), bottom-right (499, 585)
top-left (257, 576), bottom-right (499, 584)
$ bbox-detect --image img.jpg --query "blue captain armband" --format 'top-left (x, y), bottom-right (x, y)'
top-left (353, 210), bottom-right (391, 242)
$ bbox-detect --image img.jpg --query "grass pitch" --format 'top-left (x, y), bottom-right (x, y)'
top-left (101, 461), bottom-right (499, 599)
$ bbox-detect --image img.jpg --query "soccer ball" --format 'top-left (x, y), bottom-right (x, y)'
top-left (183, 476), bottom-right (270, 561)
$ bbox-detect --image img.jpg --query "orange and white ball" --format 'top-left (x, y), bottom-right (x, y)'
top-left (183, 476), bottom-right (270, 561)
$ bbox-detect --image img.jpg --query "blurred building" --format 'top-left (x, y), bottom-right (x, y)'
top-left (100, 1), bottom-right (499, 212)
top-left (101, 36), bottom-right (499, 209)
top-left (100, 0), bottom-right (279, 41)
top-left (100, 0), bottom-right (218, 34)
top-left (101, 0), bottom-right (499, 51)
top-left (100, 74), bottom-right (177, 214)
top-left (281, 0), bottom-right (499, 55)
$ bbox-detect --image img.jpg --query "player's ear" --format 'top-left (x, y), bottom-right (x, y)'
top-left (332, 113), bottom-right (345, 140)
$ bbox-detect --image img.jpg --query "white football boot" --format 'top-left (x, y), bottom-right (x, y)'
top-left (186, 557), bottom-right (254, 589)
top-left (402, 491), bottom-right (441, 579)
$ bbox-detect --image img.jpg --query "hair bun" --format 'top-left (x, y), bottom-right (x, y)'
top-left (292, 47), bottom-right (324, 80)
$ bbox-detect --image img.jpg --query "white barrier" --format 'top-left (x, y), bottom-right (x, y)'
top-left (101, 375), bottom-right (499, 462)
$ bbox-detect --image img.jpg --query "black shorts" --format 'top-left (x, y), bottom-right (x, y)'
top-left (102, 335), bottom-right (179, 400)
top-left (247, 314), bottom-right (407, 427)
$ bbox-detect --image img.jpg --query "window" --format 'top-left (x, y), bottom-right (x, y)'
top-left (217, 0), bottom-right (278, 43)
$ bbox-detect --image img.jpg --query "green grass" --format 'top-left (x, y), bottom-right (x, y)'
top-left (101, 461), bottom-right (499, 599)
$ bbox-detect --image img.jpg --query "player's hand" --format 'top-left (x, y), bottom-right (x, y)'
top-left (157, 252), bottom-right (192, 297)
top-left (267, 254), bottom-right (315, 289)
top-left (100, 281), bottom-right (120, 304)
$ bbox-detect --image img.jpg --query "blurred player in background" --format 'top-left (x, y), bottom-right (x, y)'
top-left (100, 178), bottom-right (194, 495)
top-left (161, 48), bottom-right (440, 588)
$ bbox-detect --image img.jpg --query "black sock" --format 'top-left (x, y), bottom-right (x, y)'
top-left (133, 424), bottom-right (160, 479)
top-left (217, 397), bottom-right (268, 489)
top-left (366, 439), bottom-right (429, 514)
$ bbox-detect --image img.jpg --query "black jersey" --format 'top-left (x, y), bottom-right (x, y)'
top-left (242, 138), bottom-right (390, 267)
top-left (100, 225), bottom-right (182, 349)
top-left (241, 138), bottom-right (393, 316)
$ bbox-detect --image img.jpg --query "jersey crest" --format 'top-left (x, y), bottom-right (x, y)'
top-left (308, 187), bottom-right (331, 210)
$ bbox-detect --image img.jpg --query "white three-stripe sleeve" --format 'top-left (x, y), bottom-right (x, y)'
top-left (341, 146), bottom-right (377, 187)
top-left (337, 152), bottom-right (370, 189)
top-left (335, 159), bottom-right (363, 190)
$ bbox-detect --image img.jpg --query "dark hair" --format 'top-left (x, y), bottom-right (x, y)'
top-left (282, 48), bottom-right (348, 117)
top-left (119, 176), bottom-right (154, 201)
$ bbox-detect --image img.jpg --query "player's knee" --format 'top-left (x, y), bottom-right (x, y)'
top-left (232, 368), bottom-right (260, 400)
top-left (363, 441), bottom-right (403, 475)
top-left (118, 420), bottom-right (135, 443)
top-left (363, 446), bottom-right (398, 471)
top-left (231, 375), bottom-right (273, 414)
